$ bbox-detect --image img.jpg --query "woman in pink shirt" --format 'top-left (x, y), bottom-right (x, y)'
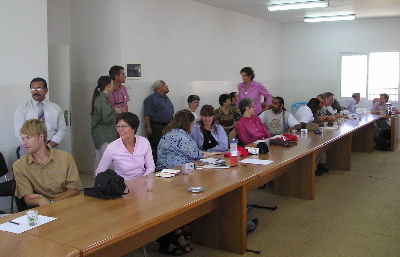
top-left (236, 98), bottom-right (271, 145)
top-left (95, 112), bottom-right (155, 180)
top-left (237, 67), bottom-right (273, 115)
top-left (96, 112), bottom-right (192, 255)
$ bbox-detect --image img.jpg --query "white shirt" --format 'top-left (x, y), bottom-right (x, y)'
top-left (259, 110), bottom-right (300, 135)
top-left (327, 106), bottom-right (336, 115)
top-left (294, 105), bottom-right (314, 123)
top-left (343, 98), bottom-right (357, 114)
top-left (14, 99), bottom-right (66, 144)
top-left (187, 108), bottom-right (199, 122)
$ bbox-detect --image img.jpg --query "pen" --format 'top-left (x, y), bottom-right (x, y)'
top-left (8, 221), bottom-right (19, 225)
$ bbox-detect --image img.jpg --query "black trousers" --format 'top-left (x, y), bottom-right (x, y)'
top-left (147, 122), bottom-right (168, 164)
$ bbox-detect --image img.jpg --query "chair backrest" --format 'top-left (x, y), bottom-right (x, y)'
top-left (15, 196), bottom-right (27, 212)
top-left (291, 102), bottom-right (308, 114)
top-left (228, 128), bottom-right (237, 144)
top-left (0, 152), bottom-right (8, 178)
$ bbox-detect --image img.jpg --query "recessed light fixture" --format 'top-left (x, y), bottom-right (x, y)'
top-left (304, 14), bottom-right (356, 22)
top-left (267, 0), bottom-right (329, 11)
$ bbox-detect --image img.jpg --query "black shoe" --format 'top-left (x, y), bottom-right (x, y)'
top-left (315, 169), bottom-right (324, 176)
top-left (247, 218), bottom-right (260, 234)
top-left (317, 164), bottom-right (330, 173)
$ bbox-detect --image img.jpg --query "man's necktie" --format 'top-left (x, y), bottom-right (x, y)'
top-left (38, 102), bottom-right (45, 122)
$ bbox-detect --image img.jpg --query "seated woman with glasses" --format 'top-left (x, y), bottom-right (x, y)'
top-left (236, 98), bottom-right (271, 146)
top-left (90, 76), bottom-right (121, 171)
top-left (95, 112), bottom-right (155, 180)
top-left (189, 104), bottom-right (228, 152)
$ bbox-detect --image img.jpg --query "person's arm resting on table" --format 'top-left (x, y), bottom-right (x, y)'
top-left (23, 188), bottom-right (79, 206)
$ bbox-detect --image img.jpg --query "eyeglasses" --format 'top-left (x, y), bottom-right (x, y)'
top-left (30, 88), bottom-right (45, 91)
top-left (115, 125), bottom-right (131, 129)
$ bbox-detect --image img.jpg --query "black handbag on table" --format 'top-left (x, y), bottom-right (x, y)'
top-left (269, 139), bottom-right (296, 147)
top-left (84, 169), bottom-right (129, 200)
top-left (257, 142), bottom-right (269, 154)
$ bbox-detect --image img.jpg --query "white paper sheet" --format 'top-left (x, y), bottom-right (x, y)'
top-left (239, 159), bottom-right (274, 165)
top-left (0, 215), bottom-right (57, 234)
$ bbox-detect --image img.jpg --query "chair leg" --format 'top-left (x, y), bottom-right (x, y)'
top-left (142, 246), bottom-right (147, 257)
top-left (10, 197), bottom-right (14, 214)
top-left (11, 180), bottom-right (16, 213)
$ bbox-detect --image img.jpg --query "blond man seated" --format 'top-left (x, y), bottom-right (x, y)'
top-left (13, 119), bottom-right (81, 207)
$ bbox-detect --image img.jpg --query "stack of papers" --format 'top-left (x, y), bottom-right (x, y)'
top-left (199, 158), bottom-right (225, 164)
top-left (199, 164), bottom-right (230, 169)
top-left (156, 169), bottom-right (180, 178)
top-left (0, 215), bottom-right (57, 234)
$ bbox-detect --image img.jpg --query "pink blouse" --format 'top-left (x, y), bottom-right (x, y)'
top-left (96, 136), bottom-right (155, 181)
top-left (238, 80), bottom-right (272, 115)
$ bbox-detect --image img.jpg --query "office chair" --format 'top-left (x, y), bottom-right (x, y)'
top-left (0, 152), bottom-right (16, 213)
top-left (291, 101), bottom-right (307, 114)
top-left (16, 146), bottom-right (21, 160)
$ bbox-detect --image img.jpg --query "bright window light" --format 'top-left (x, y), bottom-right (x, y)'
top-left (340, 52), bottom-right (400, 101)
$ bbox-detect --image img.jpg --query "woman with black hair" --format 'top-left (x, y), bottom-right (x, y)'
top-left (90, 76), bottom-right (121, 171)
top-left (215, 94), bottom-right (236, 134)
top-left (95, 112), bottom-right (154, 179)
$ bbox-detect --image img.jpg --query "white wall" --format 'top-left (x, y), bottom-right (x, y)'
top-left (48, 0), bottom-right (71, 45)
top-left (281, 18), bottom-right (400, 111)
top-left (0, 0), bottom-right (48, 211)
top-left (0, 0), bottom-right (48, 170)
top-left (69, 0), bottom-right (124, 173)
top-left (69, 0), bottom-right (282, 173)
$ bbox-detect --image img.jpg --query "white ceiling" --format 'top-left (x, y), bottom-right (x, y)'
top-left (191, 0), bottom-right (400, 24)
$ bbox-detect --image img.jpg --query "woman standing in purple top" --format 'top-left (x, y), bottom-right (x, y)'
top-left (237, 67), bottom-right (273, 115)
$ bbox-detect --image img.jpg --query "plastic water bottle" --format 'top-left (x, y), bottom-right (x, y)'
top-left (230, 138), bottom-right (237, 152)
top-left (230, 139), bottom-right (239, 166)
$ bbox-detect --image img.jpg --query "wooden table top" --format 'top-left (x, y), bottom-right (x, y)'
top-left (0, 229), bottom-right (80, 257)
top-left (248, 113), bottom-right (379, 170)
top-left (0, 113), bottom-right (380, 256)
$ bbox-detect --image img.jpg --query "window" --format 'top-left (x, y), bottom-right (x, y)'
top-left (340, 52), bottom-right (399, 101)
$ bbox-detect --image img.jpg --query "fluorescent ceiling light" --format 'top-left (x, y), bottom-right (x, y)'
top-left (304, 14), bottom-right (356, 22)
top-left (267, 1), bottom-right (328, 11)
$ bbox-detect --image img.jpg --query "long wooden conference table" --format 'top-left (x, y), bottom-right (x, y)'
top-left (0, 113), bottom-right (396, 257)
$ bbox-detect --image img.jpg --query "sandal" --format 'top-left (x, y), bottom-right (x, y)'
top-left (180, 243), bottom-right (193, 253)
top-left (175, 232), bottom-right (193, 253)
top-left (159, 243), bottom-right (185, 256)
